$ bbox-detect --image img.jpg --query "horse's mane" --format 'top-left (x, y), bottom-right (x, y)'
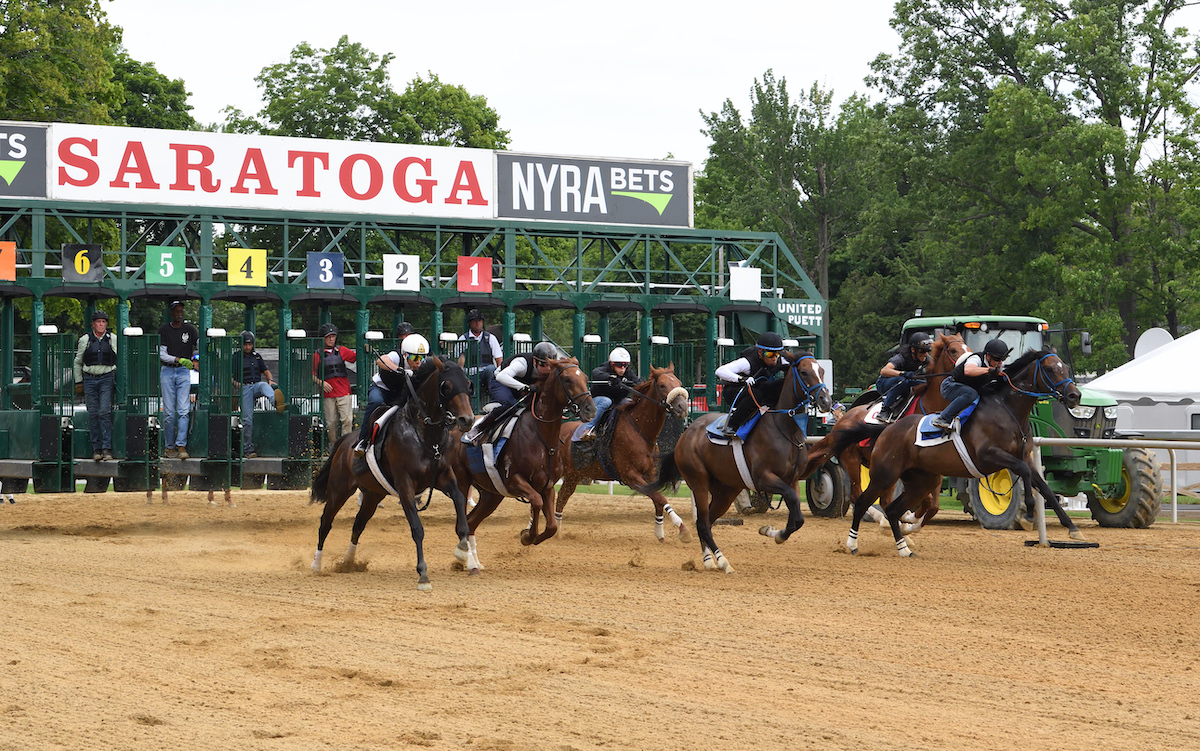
top-left (930, 333), bottom-right (963, 362)
top-left (1006, 349), bottom-right (1052, 374)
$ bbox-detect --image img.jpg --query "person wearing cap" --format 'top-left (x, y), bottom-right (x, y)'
top-left (312, 323), bottom-right (357, 450)
top-left (714, 331), bottom-right (791, 436)
top-left (74, 309), bottom-right (117, 461)
top-left (236, 331), bottom-right (285, 458)
top-left (876, 331), bottom-right (933, 423)
top-left (580, 346), bottom-right (642, 441)
top-left (158, 300), bottom-right (199, 459)
top-left (458, 308), bottom-right (502, 401)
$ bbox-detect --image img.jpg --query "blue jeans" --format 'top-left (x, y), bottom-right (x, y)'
top-left (241, 382), bottom-right (275, 452)
top-left (491, 381), bottom-right (522, 408)
top-left (939, 379), bottom-right (979, 422)
top-left (582, 395), bottom-right (613, 431)
top-left (160, 365), bottom-right (192, 448)
top-left (877, 375), bottom-right (920, 411)
top-left (83, 371), bottom-right (115, 451)
top-left (467, 364), bottom-right (496, 401)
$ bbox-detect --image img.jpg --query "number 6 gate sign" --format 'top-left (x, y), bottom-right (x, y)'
top-left (62, 243), bottom-right (104, 283)
top-left (383, 254), bottom-right (421, 292)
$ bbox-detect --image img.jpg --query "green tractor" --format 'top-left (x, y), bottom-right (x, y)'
top-left (900, 315), bottom-right (1162, 529)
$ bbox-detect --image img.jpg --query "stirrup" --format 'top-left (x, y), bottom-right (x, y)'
top-left (353, 441), bottom-right (367, 458)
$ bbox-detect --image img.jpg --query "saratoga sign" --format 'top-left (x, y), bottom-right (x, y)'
top-left (12, 122), bottom-right (692, 228)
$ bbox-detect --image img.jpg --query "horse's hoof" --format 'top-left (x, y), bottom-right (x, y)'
top-left (310, 562), bottom-right (321, 573)
top-left (758, 525), bottom-right (773, 538)
top-left (1069, 529), bottom-right (1086, 541)
top-left (519, 529), bottom-right (533, 546)
top-left (417, 579), bottom-right (432, 592)
top-left (720, 562), bottom-right (736, 574)
top-left (454, 541), bottom-right (469, 562)
top-left (703, 558), bottom-right (718, 571)
top-left (677, 525), bottom-right (692, 543)
top-left (468, 567), bottom-right (480, 576)
top-left (1018, 515), bottom-right (1035, 531)
top-left (848, 547), bottom-right (858, 555)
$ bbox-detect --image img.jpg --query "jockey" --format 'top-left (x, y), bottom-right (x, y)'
top-left (931, 338), bottom-right (1010, 431)
top-left (876, 331), bottom-right (933, 422)
top-left (353, 333), bottom-right (430, 457)
top-left (580, 346), bottom-right (643, 441)
top-left (492, 341), bottom-right (558, 408)
top-left (714, 331), bottom-right (790, 436)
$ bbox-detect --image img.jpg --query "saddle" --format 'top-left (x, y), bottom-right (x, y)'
top-left (461, 405), bottom-right (524, 447)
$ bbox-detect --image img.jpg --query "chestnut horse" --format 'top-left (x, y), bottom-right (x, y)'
top-left (554, 363), bottom-right (692, 542)
top-left (803, 332), bottom-right (969, 532)
top-left (309, 357), bottom-right (474, 590)
top-left (447, 357), bottom-right (595, 572)
top-left (645, 353), bottom-right (832, 573)
top-left (830, 350), bottom-right (1084, 557)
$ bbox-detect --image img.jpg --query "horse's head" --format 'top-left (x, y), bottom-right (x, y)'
top-left (540, 357), bottom-right (596, 422)
top-left (435, 359), bottom-right (476, 432)
top-left (646, 364), bottom-right (690, 419)
top-left (1005, 350), bottom-right (1081, 408)
top-left (791, 352), bottom-right (833, 412)
top-left (931, 333), bottom-right (969, 373)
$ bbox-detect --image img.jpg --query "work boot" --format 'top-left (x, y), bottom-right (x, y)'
top-left (101, 450), bottom-right (114, 461)
top-left (164, 447), bottom-right (178, 459)
top-left (176, 446), bottom-right (190, 460)
top-left (580, 429), bottom-right (595, 442)
top-left (274, 386), bottom-right (286, 413)
top-left (92, 452), bottom-right (103, 462)
top-left (930, 415), bottom-right (953, 431)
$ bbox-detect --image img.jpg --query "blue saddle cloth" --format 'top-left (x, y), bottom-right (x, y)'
top-left (705, 412), bottom-right (763, 442)
top-left (920, 400), bottom-right (978, 438)
top-left (466, 438), bottom-right (507, 475)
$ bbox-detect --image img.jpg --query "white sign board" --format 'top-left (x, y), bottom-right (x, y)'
top-left (382, 254), bottom-right (421, 291)
top-left (729, 265), bottom-right (762, 302)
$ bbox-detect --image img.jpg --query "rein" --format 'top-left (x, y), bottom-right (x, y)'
top-left (1001, 354), bottom-right (1074, 401)
top-left (744, 356), bottom-right (827, 449)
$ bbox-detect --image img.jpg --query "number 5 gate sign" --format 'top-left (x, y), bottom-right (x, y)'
top-left (145, 245), bottom-right (186, 285)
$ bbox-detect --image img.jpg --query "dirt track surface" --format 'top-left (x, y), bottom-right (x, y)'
top-left (3, 488), bottom-right (1200, 751)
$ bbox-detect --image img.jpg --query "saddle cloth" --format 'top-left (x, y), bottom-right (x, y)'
top-left (704, 411), bottom-right (763, 444)
top-left (915, 401), bottom-right (983, 478)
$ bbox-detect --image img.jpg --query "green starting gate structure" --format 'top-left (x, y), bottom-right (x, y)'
top-left (0, 122), bottom-right (826, 494)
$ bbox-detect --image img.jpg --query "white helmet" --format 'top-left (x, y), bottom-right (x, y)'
top-left (401, 333), bottom-right (430, 357)
top-left (609, 347), bottom-right (631, 364)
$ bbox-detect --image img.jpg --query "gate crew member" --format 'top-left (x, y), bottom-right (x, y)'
top-left (714, 332), bottom-right (790, 436)
top-left (932, 338), bottom-right (1010, 431)
top-left (876, 331), bottom-right (933, 422)
top-left (580, 347), bottom-right (642, 441)
top-left (158, 300), bottom-right (199, 460)
top-left (74, 310), bottom-right (117, 461)
top-left (458, 308), bottom-right (503, 403)
top-left (313, 323), bottom-right (357, 450)
top-left (237, 331), bottom-right (286, 458)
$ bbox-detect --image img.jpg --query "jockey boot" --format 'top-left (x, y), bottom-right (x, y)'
top-left (580, 428), bottom-right (596, 442)
top-left (930, 415), bottom-right (953, 431)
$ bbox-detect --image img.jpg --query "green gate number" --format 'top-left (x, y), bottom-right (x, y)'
top-left (147, 245), bottom-right (186, 285)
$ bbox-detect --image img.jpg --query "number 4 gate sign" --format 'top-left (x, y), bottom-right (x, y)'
top-left (145, 245), bottom-right (186, 285)
top-left (228, 247), bottom-right (268, 287)
top-left (62, 243), bottom-right (104, 283)
top-left (307, 252), bottom-right (344, 289)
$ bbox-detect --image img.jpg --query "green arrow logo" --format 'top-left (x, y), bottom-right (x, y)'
top-left (0, 160), bottom-right (25, 186)
top-left (612, 191), bottom-right (673, 215)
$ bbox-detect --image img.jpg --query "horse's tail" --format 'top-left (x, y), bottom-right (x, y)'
top-left (829, 421), bottom-right (887, 458)
top-left (643, 450), bottom-right (682, 496)
top-left (309, 434), bottom-right (353, 506)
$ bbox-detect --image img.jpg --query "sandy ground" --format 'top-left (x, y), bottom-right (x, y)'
top-left (2, 486), bottom-right (1200, 751)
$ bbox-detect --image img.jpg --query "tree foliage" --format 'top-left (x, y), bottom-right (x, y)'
top-left (108, 47), bottom-right (197, 130)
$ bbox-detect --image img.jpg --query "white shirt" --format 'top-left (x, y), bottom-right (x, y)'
top-left (460, 329), bottom-right (502, 369)
top-left (495, 356), bottom-right (531, 390)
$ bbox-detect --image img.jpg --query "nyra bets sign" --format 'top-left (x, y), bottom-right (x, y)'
top-left (50, 124), bottom-right (493, 219)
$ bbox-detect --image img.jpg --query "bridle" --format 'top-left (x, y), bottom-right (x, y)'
top-left (1001, 354), bottom-right (1075, 401)
top-left (531, 362), bottom-right (591, 423)
top-left (745, 355), bottom-right (828, 419)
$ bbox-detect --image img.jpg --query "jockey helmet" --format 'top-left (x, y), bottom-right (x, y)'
top-left (983, 338), bottom-right (1011, 360)
top-left (532, 342), bottom-right (557, 363)
top-left (756, 332), bottom-right (784, 352)
top-left (318, 323), bottom-right (337, 338)
top-left (395, 321), bottom-right (414, 339)
top-left (401, 334), bottom-right (430, 357)
top-left (608, 347), bottom-right (631, 364)
top-left (909, 332), bottom-right (933, 352)
top-left (241, 330), bottom-right (255, 345)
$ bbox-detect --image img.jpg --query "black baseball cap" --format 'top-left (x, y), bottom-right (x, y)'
top-left (169, 300), bottom-right (184, 309)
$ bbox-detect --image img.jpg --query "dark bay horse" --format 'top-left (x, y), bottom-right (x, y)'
top-left (309, 357), bottom-right (474, 590)
top-left (830, 350), bottom-right (1084, 557)
top-left (646, 353), bottom-right (832, 573)
top-left (447, 357), bottom-right (595, 573)
top-left (554, 363), bottom-right (692, 542)
top-left (803, 333), bottom-right (969, 533)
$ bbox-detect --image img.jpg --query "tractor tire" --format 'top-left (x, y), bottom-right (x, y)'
top-left (806, 461), bottom-right (851, 517)
top-left (968, 469), bottom-right (1024, 530)
top-left (1086, 447), bottom-right (1162, 528)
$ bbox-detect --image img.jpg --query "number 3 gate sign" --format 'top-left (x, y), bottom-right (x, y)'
top-left (307, 252), bottom-right (344, 289)
top-left (383, 254), bottom-right (421, 292)
top-left (62, 243), bottom-right (104, 283)
top-left (227, 247), bottom-right (268, 287)
top-left (145, 245), bottom-right (186, 285)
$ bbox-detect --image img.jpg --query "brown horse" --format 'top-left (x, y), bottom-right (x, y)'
top-left (447, 357), bottom-right (595, 572)
top-left (553, 363), bottom-right (692, 542)
top-left (803, 332), bottom-right (969, 532)
top-left (308, 357), bottom-right (475, 590)
top-left (830, 350), bottom-right (1083, 557)
top-left (645, 353), bottom-right (833, 573)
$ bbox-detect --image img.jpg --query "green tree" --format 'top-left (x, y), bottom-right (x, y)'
top-left (0, 0), bottom-right (121, 123)
top-left (108, 47), bottom-right (197, 130)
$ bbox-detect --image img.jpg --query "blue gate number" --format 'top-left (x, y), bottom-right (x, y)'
top-left (307, 252), bottom-right (344, 290)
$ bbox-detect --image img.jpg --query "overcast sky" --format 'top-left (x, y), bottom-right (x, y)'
top-left (104, 0), bottom-right (903, 168)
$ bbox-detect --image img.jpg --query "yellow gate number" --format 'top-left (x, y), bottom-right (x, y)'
top-left (74, 249), bottom-right (90, 276)
top-left (227, 248), bottom-right (268, 287)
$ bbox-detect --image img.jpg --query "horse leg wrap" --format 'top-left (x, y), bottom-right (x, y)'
top-left (311, 549), bottom-right (323, 572)
top-left (555, 511), bottom-right (564, 524)
top-left (714, 551), bottom-right (735, 574)
top-left (467, 535), bottom-right (483, 572)
top-left (847, 528), bottom-right (859, 554)
top-left (702, 549), bottom-right (717, 571)
top-left (664, 504), bottom-right (684, 530)
top-left (896, 537), bottom-right (913, 557)
top-left (654, 514), bottom-right (665, 542)
top-left (345, 542), bottom-right (357, 564)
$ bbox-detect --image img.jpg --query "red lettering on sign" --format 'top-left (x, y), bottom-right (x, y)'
top-left (108, 141), bottom-right (160, 189)
top-left (339, 154), bottom-right (383, 200)
top-left (231, 148), bottom-right (279, 195)
top-left (393, 157), bottom-right (435, 203)
top-left (57, 138), bottom-right (99, 187)
top-left (169, 143), bottom-right (221, 192)
top-left (288, 151), bottom-right (329, 197)
top-left (444, 161), bottom-right (487, 206)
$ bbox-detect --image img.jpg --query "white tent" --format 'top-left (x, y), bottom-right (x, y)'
top-left (1088, 329), bottom-right (1200, 405)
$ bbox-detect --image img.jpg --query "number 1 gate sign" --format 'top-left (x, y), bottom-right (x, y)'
top-left (456, 256), bottom-right (492, 293)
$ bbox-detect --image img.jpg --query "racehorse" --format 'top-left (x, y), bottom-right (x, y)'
top-left (554, 363), bottom-right (692, 542)
top-left (830, 349), bottom-right (1084, 557)
top-left (645, 352), bottom-right (832, 573)
top-left (803, 332), bottom-right (969, 533)
top-left (447, 357), bottom-right (595, 572)
top-left (309, 357), bottom-right (475, 590)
